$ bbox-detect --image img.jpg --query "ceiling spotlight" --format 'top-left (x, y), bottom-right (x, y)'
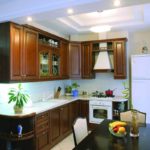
top-left (114, 0), bottom-right (120, 7)
top-left (67, 8), bottom-right (74, 14)
top-left (90, 25), bottom-right (111, 33)
top-left (27, 17), bottom-right (32, 22)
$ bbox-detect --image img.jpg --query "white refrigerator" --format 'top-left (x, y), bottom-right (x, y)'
top-left (131, 54), bottom-right (150, 123)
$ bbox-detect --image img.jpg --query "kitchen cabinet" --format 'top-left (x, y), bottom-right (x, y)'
top-left (10, 23), bottom-right (23, 81)
top-left (50, 104), bottom-right (70, 146)
top-left (50, 107), bottom-right (60, 145)
top-left (60, 41), bottom-right (69, 79)
top-left (114, 40), bottom-right (126, 79)
top-left (79, 100), bottom-right (89, 122)
top-left (69, 42), bottom-right (81, 79)
top-left (35, 112), bottom-right (50, 150)
top-left (39, 46), bottom-right (51, 79)
top-left (81, 42), bottom-right (95, 79)
top-left (38, 33), bottom-right (61, 80)
top-left (69, 101), bottom-right (80, 128)
top-left (0, 22), bottom-right (38, 82)
top-left (22, 27), bottom-right (38, 80)
top-left (0, 113), bottom-right (36, 150)
top-left (51, 49), bottom-right (60, 79)
top-left (92, 38), bottom-right (127, 79)
top-left (60, 105), bottom-right (70, 136)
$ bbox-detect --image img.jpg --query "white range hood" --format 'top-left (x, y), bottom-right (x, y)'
top-left (93, 51), bottom-right (112, 70)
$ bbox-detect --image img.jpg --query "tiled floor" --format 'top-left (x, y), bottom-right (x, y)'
top-left (51, 134), bottom-right (75, 150)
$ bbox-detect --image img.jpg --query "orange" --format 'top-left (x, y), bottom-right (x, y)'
top-left (118, 127), bottom-right (126, 133)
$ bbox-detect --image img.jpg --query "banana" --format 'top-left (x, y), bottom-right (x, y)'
top-left (109, 121), bottom-right (127, 128)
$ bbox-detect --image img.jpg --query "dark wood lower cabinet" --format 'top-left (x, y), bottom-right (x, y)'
top-left (0, 100), bottom-right (91, 150)
top-left (69, 101), bottom-right (80, 128)
top-left (79, 100), bottom-right (89, 121)
top-left (50, 107), bottom-right (61, 145)
top-left (35, 111), bottom-right (50, 150)
top-left (50, 104), bottom-right (70, 147)
top-left (60, 105), bottom-right (70, 136)
top-left (36, 131), bottom-right (49, 150)
top-left (0, 113), bottom-right (36, 150)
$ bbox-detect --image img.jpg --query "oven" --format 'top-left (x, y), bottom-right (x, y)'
top-left (89, 100), bottom-right (112, 124)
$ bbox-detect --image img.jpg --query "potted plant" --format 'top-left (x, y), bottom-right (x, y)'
top-left (71, 82), bottom-right (80, 97)
top-left (122, 81), bottom-right (132, 109)
top-left (65, 85), bottom-right (72, 96)
top-left (8, 83), bottom-right (29, 113)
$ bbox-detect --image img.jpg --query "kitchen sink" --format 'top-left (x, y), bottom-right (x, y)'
top-left (32, 99), bottom-right (68, 107)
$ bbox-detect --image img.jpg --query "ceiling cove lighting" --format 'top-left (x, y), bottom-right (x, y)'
top-left (27, 17), bottom-right (32, 22)
top-left (90, 25), bottom-right (111, 33)
top-left (114, 0), bottom-right (120, 7)
top-left (67, 8), bottom-right (74, 14)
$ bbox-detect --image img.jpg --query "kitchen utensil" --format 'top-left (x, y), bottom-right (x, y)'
top-left (54, 86), bottom-right (61, 98)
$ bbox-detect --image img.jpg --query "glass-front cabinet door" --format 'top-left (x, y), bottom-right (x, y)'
top-left (52, 53), bottom-right (60, 77)
top-left (39, 51), bottom-right (50, 77)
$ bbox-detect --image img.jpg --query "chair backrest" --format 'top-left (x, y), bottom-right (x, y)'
top-left (120, 109), bottom-right (146, 126)
top-left (72, 117), bottom-right (88, 146)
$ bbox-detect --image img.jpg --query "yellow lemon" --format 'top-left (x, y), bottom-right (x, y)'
top-left (118, 127), bottom-right (126, 134)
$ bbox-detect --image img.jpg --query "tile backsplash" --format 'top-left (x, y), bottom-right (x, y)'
top-left (0, 80), bottom-right (71, 104)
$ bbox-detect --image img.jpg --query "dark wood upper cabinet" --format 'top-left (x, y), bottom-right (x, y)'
top-left (81, 42), bottom-right (95, 79)
top-left (39, 46), bottom-right (51, 80)
top-left (10, 23), bottom-right (23, 81)
top-left (22, 28), bottom-right (38, 80)
top-left (69, 42), bottom-right (81, 79)
top-left (91, 38), bottom-right (127, 79)
top-left (114, 40), bottom-right (126, 79)
top-left (0, 22), bottom-right (38, 82)
top-left (60, 41), bottom-right (69, 79)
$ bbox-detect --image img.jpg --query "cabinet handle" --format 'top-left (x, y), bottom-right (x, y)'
top-left (22, 74), bottom-right (26, 77)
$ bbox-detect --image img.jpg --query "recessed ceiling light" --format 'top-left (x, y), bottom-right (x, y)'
top-left (114, 0), bottom-right (120, 7)
top-left (67, 8), bottom-right (74, 14)
top-left (27, 17), bottom-right (32, 22)
top-left (90, 25), bottom-right (111, 33)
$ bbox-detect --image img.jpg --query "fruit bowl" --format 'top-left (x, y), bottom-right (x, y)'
top-left (109, 121), bottom-right (127, 138)
top-left (109, 127), bottom-right (127, 137)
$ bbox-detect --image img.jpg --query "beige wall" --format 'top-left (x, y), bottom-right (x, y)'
top-left (130, 29), bottom-right (150, 55)
top-left (70, 31), bottom-right (129, 41)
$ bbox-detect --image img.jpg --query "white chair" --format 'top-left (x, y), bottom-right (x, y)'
top-left (120, 109), bottom-right (146, 126)
top-left (72, 117), bottom-right (88, 146)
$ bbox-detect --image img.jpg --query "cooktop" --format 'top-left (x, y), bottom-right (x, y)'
top-left (91, 91), bottom-right (115, 98)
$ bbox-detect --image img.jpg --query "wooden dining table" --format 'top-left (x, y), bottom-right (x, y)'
top-left (73, 119), bottom-right (150, 150)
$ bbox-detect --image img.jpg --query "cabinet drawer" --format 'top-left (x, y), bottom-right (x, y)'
top-left (36, 112), bottom-right (49, 124)
top-left (36, 120), bottom-right (49, 135)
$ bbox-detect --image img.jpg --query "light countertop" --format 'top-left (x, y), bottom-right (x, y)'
top-left (0, 95), bottom-right (127, 117)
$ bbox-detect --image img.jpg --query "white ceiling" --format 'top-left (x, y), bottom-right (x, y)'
top-left (1, 0), bottom-right (150, 35)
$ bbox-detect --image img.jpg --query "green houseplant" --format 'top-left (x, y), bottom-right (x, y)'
top-left (8, 83), bottom-right (29, 113)
top-left (65, 85), bottom-right (72, 95)
top-left (71, 82), bottom-right (80, 97)
top-left (122, 81), bottom-right (133, 109)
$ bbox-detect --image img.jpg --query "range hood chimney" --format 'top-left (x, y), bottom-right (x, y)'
top-left (93, 51), bottom-right (111, 70)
